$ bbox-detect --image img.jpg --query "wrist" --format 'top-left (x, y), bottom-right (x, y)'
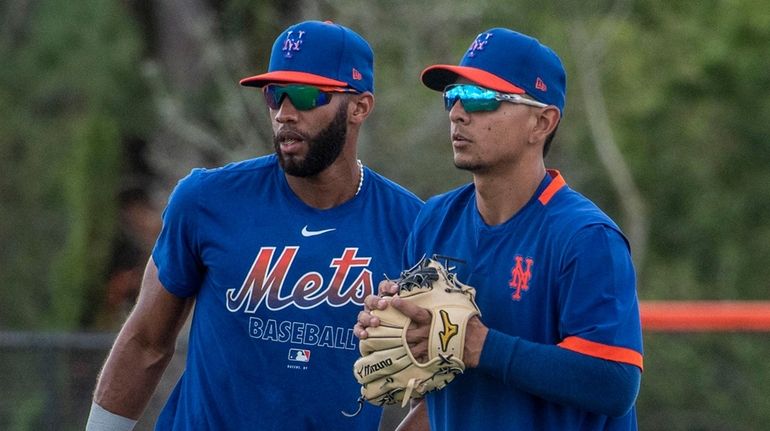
top-left (463, 315), bottom-right (488, 368)
top-left (85, 402), bottom-right (138, 431)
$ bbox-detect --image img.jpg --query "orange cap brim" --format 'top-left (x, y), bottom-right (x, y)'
top-left (240, 71), bottom-right (348, 88)
top-left (421, 65), bottom-right (525, 94)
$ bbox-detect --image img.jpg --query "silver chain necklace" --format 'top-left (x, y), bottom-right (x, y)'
top-left (354, 159), bottom-right (364, 196)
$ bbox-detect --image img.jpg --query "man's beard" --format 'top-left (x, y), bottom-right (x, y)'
top-left (273, 103), bottom-right (348, 177)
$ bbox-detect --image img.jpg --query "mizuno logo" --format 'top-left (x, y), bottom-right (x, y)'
top-left (301, 225), bottom-right (336, 237)
top-left (438, 309), bottom-right (459, 352)
top-left (356, 358), bottom-right (393, 378)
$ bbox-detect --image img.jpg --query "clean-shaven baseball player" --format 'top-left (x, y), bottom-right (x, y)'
top-left (357, 28), bottom-right (643, 430)
top-left (86, 20), bottom-right (422, 430)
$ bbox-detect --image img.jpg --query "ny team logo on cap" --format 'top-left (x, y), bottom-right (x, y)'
top-left (282, 30), bottom-right (305, 58)
top-left (467, 32), bottom-right (493, 57)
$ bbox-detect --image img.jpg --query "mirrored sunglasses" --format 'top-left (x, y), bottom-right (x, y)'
top-left (263, 84), bottom-right (356, 111)
top-left (443, 84), bottom-right (549, 112)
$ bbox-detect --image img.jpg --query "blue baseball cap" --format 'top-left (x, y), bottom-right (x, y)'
top-left (421, 28), bottom-right (566, 111)
top-left (240, 20), bottom-right (374, 93)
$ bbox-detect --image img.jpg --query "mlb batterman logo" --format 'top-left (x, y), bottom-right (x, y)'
top-left (288, 348), bottom-right (311, 362)
top-left (508, 255), bottom-right (534, 301)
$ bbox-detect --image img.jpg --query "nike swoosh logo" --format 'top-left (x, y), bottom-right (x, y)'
top-left (301, 225), bottom-right (336, 237)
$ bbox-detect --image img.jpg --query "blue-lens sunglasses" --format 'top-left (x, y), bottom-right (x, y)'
top-left (443, 84), bottom-right (548, 112)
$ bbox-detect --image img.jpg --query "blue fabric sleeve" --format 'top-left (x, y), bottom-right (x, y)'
top-left (557, 224), bottom-right (643, 360)
top-left (477, 329), bottom-right (641, 417)
top-left (151, 169), bottom-right (205, 297)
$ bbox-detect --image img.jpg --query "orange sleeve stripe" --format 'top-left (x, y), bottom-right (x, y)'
top-left (538, 169), bottom-right (566, 205)
top-left (558, 336), bottom-right (644, 370)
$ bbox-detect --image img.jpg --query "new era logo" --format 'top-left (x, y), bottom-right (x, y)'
top-left (352, 68), bottom-right (362, 80)
top-left (535, 78), bottom-right (547, 92)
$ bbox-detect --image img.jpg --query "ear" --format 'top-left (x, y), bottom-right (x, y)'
top-left (348, 92), bottom-right (374, 125)
top-left (530, 106), bottom-right (560, 145)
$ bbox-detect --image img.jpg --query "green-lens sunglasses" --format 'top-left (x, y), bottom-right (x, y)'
top-left (264, 84), bottom-right (358, 111)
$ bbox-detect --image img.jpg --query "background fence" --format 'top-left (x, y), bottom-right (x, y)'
top-left (2, 302), bottom-right (769, 431)
top-left (0, 329), bottom-right (188, 431)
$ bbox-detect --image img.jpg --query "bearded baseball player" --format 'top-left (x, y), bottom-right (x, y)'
top-left (86, 20), bottom-right (422, 430)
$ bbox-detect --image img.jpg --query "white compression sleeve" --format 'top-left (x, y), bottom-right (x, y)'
top-left (85, 402), bottom-right (138, 431)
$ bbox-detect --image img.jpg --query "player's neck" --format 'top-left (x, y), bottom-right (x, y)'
top-left (473, 161), bottom-right (546, 226)
top-left (286, 156), bottom-right (363, 209)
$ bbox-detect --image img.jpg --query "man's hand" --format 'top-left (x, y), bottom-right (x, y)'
top-left (354, 279), bottom-right (489, 366)
top-left (354, 279), bottom-right (398, 339)
top-left (351, 258), bottom-right (482, 408)
top-left (391, 295), bottom-right (432, 362)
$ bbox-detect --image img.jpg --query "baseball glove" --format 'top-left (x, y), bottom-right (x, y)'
top-left (344, 256), bottom-right (480, 416)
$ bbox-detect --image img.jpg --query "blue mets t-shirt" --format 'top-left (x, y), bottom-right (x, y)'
top-left (152, 154), bottom-right (422, 430)
top-left (405, 170), bottom-right (643, 431)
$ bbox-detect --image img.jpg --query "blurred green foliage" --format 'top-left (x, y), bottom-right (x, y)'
top-left (1, 0), bottom-right (769, 429)
top-left (0, 0), bottom-right (150, 329)
top-left (49, 115), bottom-right (121, 329)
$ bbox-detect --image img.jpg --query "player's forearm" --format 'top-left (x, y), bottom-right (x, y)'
top-left (92, 258), bottom-right (192, 418)
top-left (395, 398), bottom-right (430, 431)
top-left (461, 316), bottom-right (488, 368)
top-left (93, 330), bottom-right (177, 418)
top-left (477, 329), bottom-right (641, 417)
